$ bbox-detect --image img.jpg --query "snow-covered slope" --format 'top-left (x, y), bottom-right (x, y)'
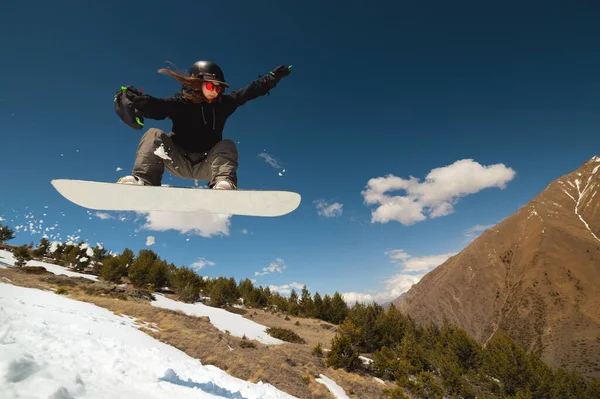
top-left (0, 283), bottom-right (296, 399)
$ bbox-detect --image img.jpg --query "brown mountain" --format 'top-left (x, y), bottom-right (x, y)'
top-left (396, 156), bottom-right (600, 378)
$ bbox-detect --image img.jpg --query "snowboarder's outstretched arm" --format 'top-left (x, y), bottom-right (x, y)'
top-left (222, 65), bottom-right (291, 112)
top-left (129, 92), bottom-right (184, 120)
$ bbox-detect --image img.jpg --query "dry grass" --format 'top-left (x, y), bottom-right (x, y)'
top-left (0, 267), bottom-right (393, 398)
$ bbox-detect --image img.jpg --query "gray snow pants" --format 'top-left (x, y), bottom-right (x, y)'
top-left (132, 128), bottom-right (238, 187)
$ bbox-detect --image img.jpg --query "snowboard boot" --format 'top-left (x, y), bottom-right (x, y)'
top-left (213, 179), bottom-right (236, 190)
top-left (117, 175), bottom-right (146, 185)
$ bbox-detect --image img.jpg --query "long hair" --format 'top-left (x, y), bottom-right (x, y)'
top-left (157, 61), bottom-right (208, 103)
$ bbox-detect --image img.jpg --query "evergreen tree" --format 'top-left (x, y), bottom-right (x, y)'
top-left (33, 237), bottom-right (50, 257)
top-left (64, 244), bottom-right (80, 268)
top-left (548, 368), bottom-right (589, 399)
top-left (119, 248), bottom-right (135, 269)
top-left (322, 294), bottom-right (333, 322)
top-left (238, 278), bottom-right (255, 303)
top-left (399, 328), bottom-right (430, 374)
top-left (128, 249), bottom-right (158, 287)
top-left (169, 266), bottom-right (202, 302)
top-left (92, 245), bottom-right (108, 263)
top-left (208, 277), bottom-right (239, 307)
top-left (440, 323), bottom-right (482, 373)
top-left (373, 345), bottom-right (405, 380)
top-left (268, 291), bottom-right (288, 312)
top-left (288, 289), bottom-right (300, 316)
top-left (329, 292), bottom-right (349, 324)
top-left (299, 285), bottom-right (315, 316)
top-left (100, 256), bottom-right (127, 283)
top-left (378, 304), bottom-right (407, 348)
top-left (148, 259), bottom-right (168, 290)
top-left (326, 333), bottom-right (361, 372)
top-left (313, 292), bottom-right (324, 318)
top-left (482, 332), bottom-right (532, 397)
top-left (13, 244), bottom-right (32, 266)
top-left (0, 223), bottom-right (15, 243)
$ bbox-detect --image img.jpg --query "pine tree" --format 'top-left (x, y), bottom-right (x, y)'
top-left (100, 256), bottom-right (127, 283)
top-left (148, 259), bottom-right (168, 290)
top-left (378, 303), bottom-right (407, 348)
top-left (119, 248), bottom-right (135, 269)
top-left (238, 278), bottom-right (255, 303)
top-left (0, 223), bottom-right (15, 243)
top-left (92, 245), bottom-right (108, 263)
top-left (13, 244), bottom-right (32, 266)
top-left (128, 249), bottom-right (158, 287)
top-left (326, 333), bottom-right (361, 372)
top-left (288, 289), bottom-right (300, 316)
top-left (329, 292), bottom-right (348, 324)
top-left (313, 292), bottom-right (324, 318)
top-left (373, 345), bottom-right (405, 380)
top-left (299, 285), bottom-right (315, 316)
top-left (322, 294), bottom-right (333, 322)
top-left (169, 266), bottom-right (202, 302)
top-left (33, 237), bottom-right (50, 257)
top-left (482, 332), bottom-right (532, 397)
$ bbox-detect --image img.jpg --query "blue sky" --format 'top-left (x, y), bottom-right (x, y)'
top-left (1, 1), bottom-right (599, 303)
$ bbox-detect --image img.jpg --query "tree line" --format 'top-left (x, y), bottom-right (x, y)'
top-left (323, 301), bottom-right (600, 398)
top-left (2, 231), bottom-right (351, 324)
top-left (3, 225), bottom-right (599, 398)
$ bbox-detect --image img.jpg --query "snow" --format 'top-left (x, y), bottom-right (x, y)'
top-left (0, 249), bottom-right (98, 280)
top-left (315, 374), bottom-right (350, 399)
top-left (151, 294), bottom-right (284, 345)
top-left (573, 176), bottom-right (600, 243)
top-left (0, 283), bottom-right (297, 399)
top-left (154, 144), bottom-right (172, 161)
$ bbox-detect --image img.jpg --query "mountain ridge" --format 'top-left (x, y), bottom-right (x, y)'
top-left (396, 155), bottom-right (600, 378)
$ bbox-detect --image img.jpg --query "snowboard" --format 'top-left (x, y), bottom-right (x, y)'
top-left (51, 179), bottom-right (301, 217)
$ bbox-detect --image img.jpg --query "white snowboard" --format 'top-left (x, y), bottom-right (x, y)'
top-left (51, 179), bottom-right (301, 217)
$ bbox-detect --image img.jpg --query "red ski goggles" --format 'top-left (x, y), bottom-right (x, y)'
top-left (205, 82), bottom-right (225, 93)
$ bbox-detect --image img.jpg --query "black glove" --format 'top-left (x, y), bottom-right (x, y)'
top-left (114, 86), bottom-right (146, 130)
top-left (270, 65), bottom-right (292, 80)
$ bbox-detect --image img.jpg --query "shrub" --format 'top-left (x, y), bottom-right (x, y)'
top-left (239, 335), bottom-right (256, 349)
top-left (55, 286), bottom-right (68, 295)
top-left (313, 342), bottom-right (323, 357)
top-left (266, 327), bottom-right (306, 344)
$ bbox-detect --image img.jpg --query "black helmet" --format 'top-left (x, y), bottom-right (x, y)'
top-left (189, 61), bottom-right (229, 87)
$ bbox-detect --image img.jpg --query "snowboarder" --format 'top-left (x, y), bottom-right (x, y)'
top-left (115, 61), bottom-right (291, 189)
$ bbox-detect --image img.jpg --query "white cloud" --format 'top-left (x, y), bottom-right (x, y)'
top-left (0, 216), bottom-right (4, 221)
top-left (343, 273), bottom-right (425, 304)
top-left (463, 224), bottom-right (494, 242)
top-left (146, 236), bottom-right (155, 246)
top-left (342, 249), bottom-right (456, 305)
top-left (255, 258), bottom-right (286, 276)
top-left (140, 211), bottom-right (230, 237)
top-left (190, 257), bottom-right (215, 270)
top-left (268, 282), bottom-right (304, 296)
top-left (384, 249), bottom-right (456, 272)
top-left (361, 159), bottom-right (516, 225)
top-left (313, 200), bottom-right (343, 218)
top-left (259, 152), bottom-right (282, 169)
top-left (94, 212), bottom-right (113, 220)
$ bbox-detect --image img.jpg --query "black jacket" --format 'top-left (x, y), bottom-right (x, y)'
top-left (133, 73), bottom-right (282, 154)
